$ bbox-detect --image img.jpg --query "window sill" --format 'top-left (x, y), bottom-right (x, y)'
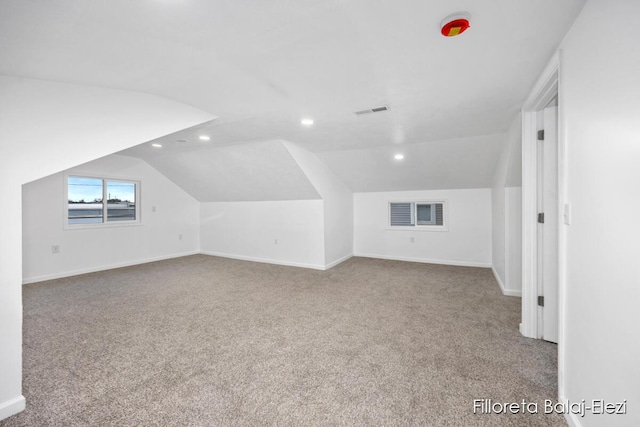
top-left (64, 221), bottom-right (143, 231)
top-left (386, 226), bottom-right (449, 232)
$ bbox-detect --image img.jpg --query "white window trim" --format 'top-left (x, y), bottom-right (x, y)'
top-left (64, 172), bottom-right (142, 230)
top-left (387, 199), bottom-right (448, 232)
top-left (416, 202), bottom-right (437, 225)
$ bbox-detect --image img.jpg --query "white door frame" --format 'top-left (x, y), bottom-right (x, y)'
top-left (521, 50), bottom-right (568, 399)
top-left (520, 52), bottom-right (563, 341)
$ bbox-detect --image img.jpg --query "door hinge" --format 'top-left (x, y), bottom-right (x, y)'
top-left (537, 130), bottom-right (545, 141)
top-left (538, 296), bottom-right (544, 307)
top-left (537, 212), bottom-right (545, 224)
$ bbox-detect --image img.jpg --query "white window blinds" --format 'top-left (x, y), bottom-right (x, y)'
top-left (389, 201), bottom-right (446, 229)
top-left (389, 202), bottom-right (414, 226)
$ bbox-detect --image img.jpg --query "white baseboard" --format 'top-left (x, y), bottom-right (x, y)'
top-left (491, 266), bottom-right (522, 297)
top-left (22, 251), bottom-right (200, 284)
top-left (23, 251), bottom-right (494, 282)
top-left (200, 251), bottom-right (326, 271)
top-left (559, 395), bottom-right (582, 427)
top-left (353, 252), bottom-right (492, 268)
top-left (0, 395), bottom-right (25, 421)
top-left (325, 253), bottom-right (353, 270)
top-left (492, 266), bottom-right (507, 293)
top-left (23, 250), bottom-right (352, 283)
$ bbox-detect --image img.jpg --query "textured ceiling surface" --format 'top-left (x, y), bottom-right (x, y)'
top-left (1, 0), bottom-right (586, 197)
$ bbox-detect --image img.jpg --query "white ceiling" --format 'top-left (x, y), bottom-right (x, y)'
top-left (142, 139), bottom-right (321, 202)
top-left (0, 0), bottom-right (586, 198)
top-left (316, 133), bottom-right (506, 192)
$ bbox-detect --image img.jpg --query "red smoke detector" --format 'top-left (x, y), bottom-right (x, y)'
top-left (441, 12), bottom-right (471, 37)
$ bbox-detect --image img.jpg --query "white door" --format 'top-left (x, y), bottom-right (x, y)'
top-left (538, 105), bottom-right (559, 343)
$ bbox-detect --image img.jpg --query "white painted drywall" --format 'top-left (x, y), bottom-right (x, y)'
top-left (0, 76), bottom-right (213, 420)
top-left (197, 143), bottom-right (351, 271)
top-left (491, 114), bottom-right (523, 295)
top-left (504, 187), bottom-right (522, 296)
top-left (0, 76), bottom-right (214, 186)
top-left (200, 200), bottom-right (325, 269)
top-left (0, 183), bottom-right (23, 421)
top-left (136, 140), bottom-right (322, 202)
top-left (559, 1), bottom-right (640, 425)
top-left (0, 0), bottom-right (586, 156)
top-left (283, 142), bottom-right (353, 267)
top-left (354, 189), bottom-right (492, 267)
top-left (491, 186), bottom-right (507, 287)
top-left (22, 154), bottom-right (200, 283)
top-left (316, 134), bottom-right (505, 192)
top-left (322, 189), bottom-right (354, 268)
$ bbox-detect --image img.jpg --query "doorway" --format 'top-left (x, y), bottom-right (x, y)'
top-left (521, 52), bottom-right (568, 396)
top-left (537, 102), bottom-right (559, 343)
top-left (520, 54), bottom-right (562, 342)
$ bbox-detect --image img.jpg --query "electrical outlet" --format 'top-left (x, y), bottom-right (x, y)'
top-left (274, 239), bottom-right (278, 245)
top-left (410, 236), bottom-right (415, 243)
top-left (51, 245), bottom-right (60, 254)
top-left (178, 234), bottom-right (183, 240)
top-left (152, 206), bottom-right (157, 213)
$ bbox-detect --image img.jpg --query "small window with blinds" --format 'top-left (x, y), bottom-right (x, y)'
top-left (389, 201), bottom-right (447, 230)
top-left (389, 202), bottom-right (414, 226)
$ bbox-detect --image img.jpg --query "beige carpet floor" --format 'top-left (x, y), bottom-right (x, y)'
top-left (2, 255), bottom-right (565, 426)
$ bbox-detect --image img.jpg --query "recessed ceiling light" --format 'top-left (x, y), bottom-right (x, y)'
top-left (199, 135), bottom-right (210, 141)
top-left (152, 143), bottom-right (162, 148)
top-left (300, 118), bottom-right (314, 126)
top-left (394, 154), bottom-right (404, 160)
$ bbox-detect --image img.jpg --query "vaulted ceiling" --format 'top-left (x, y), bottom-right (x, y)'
top-left (0, 0), bottom-right (586, 199)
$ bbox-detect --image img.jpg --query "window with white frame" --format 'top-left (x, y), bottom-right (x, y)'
top-left (389, 201), bottom-right (446, 230)
top-left (66, 175), bottom-right (140, 226)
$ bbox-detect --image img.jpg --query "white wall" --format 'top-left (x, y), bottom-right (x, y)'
top-left (491, 184), bottom-right (506, 284)
top-left (198, 142), bottom-right (353, 271)
top-left (0, 76), bottom-right (213, 420)
top-left (322, 190), bottom-right (354, 267)
top-left (354, 189), bottom-right (492, 267)
top-left (559, 1), bottom-right (640, 426)
top-left (283, 142), bottom-right (353, 267)
top-left (22, 155), bottom-right (200, 283)
top-left (504, 187), bottom-right (522, 295)
top-left (491, 114), bottom-right (523, 296)
top-left (200, 200), bottom-right (326, 269)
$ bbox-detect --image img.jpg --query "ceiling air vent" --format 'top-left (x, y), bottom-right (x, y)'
top-left (354, 105), bottom-right (389, 116)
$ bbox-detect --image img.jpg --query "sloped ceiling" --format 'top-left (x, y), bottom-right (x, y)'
top-left (1, 0), bottom-right (586, 198)
top-left (316, 134), bottom-right (505, 192)
top-left (130, 139), bottom-right (321, 202)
